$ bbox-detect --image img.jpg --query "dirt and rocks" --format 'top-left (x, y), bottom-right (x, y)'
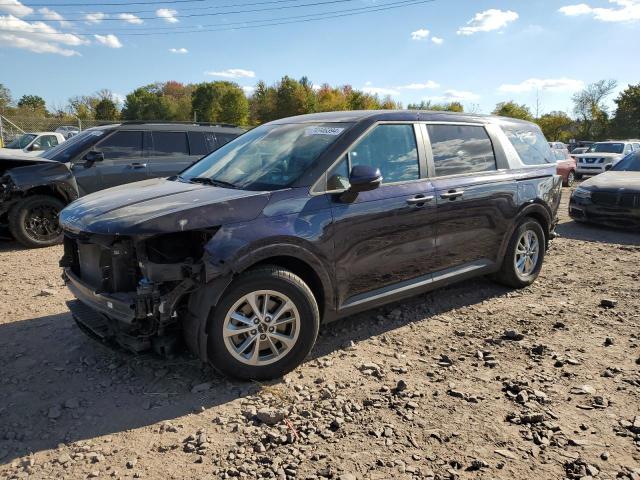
top-left (0, 189), bottom-right (639, 480)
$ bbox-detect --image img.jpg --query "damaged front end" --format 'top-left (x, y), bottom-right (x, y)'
top-left (61, 229), bottom-right (217, 355)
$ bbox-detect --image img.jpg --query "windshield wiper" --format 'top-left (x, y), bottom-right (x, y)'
top-left (190, 177), bottom-right (237, 189)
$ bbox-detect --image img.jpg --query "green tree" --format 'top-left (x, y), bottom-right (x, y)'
top-left (67, 95), bottom-right (98, 120)
top-left (407, 100), bottom-right (464, 112)
top-left (122, 85), bottom-right (171, 120)
top-left (572, 79), bottom-right (617, 140)
top-left (274, 76), bottom-right (311, 119)
top-left (17, 94), bottom-right (47, 116)
top-left (191, 81), bottom-right (248, 125)
top-left (315, 84), bottom-right (349, 113)
top-left (94, 98), bottom-right (119, 120)
top-left (536, 111), bottom-right (574, 142)
top-left (492, 101), bottom-right (533, 121)
top-left (612, 83), bottom-right (640, 139)
top-left (0, 84), bottom-right (11, 112)
top-left (249, 81), bottom-right (277, 125)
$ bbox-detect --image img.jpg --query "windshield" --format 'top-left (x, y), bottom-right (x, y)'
top-left (40, 129), bottom-right (106, 162)
top-left (6, 134), bottom-right (36, 149)
top-left (179, 122), bottom-right (352, 191)
top-left (612, 153), bottom-right (640, 172)
top-left (588, 143), bottom-right (624, 154)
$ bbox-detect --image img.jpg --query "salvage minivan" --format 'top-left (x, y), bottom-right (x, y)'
top-left (60, 111), bottom-right (562, 380)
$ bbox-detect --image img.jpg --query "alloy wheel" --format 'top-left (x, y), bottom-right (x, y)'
top-left (514, 230), bottom-right (540, 277)
top-left (24, 204), bottom-right (62, 242)
top-left (222, 290), bottom-right (300, 366)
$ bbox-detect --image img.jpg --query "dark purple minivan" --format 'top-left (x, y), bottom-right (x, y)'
top-left (60, 110), bottom-right (561, 380)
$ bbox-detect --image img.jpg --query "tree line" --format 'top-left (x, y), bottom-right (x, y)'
top-left (1, 77), bottom-right (639, 141)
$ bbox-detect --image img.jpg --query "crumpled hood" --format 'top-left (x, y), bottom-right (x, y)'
top-left (60, 178), bottom-right (271, 235)
top-left (582, 171), bottom-right (640, 191)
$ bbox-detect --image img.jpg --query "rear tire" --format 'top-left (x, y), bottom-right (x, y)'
top-left (493, 218), bottom-right (545, 289)
top-left (8, 195), bottom-right (65, 248)
top-left (566, 171), bottom-right (575, 187)
top-left (206, 266), bottom-right (319, 380)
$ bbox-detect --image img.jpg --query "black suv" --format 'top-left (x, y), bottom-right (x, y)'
top-left (0, 122), bottom-right (244, 247)
top-left (60, 111), bottom-right (561, 380)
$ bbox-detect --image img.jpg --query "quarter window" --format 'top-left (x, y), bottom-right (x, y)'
top-left (348, 124), bottom-right (419, 184)
top-left (151, 131), bottom-right (189, 156)
top-left (97, 131), bottom-right (143, 160)
top-left (427, 125), bottom-right (496, 176)
top-left (501, 123), bottom-right (553, 165)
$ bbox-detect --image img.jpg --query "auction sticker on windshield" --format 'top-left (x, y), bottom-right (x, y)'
top-left (305, 126), bottom-right (344, 136)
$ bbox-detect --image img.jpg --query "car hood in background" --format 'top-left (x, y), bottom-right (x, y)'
top-left (581, 171), bottom-right (640, 191)
top-left (60, 178), bottom-right (271, 235)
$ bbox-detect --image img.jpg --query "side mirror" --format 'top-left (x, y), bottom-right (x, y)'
top-left (84, 150), bottom-right (104, 163)
top-left (348, 165), bottom-right (382, 193)
top-left (30, 144), bottom-right (43, 151)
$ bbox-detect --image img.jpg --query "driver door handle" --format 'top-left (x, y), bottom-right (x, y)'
top-left (128, 162), bottom-right (147, 169)
top-left (440, 190), bottom-right (465, 200)
top-left (406, 195), bottom-right (434, 205)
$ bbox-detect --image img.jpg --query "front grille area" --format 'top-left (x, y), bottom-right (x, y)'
top-left (62, 235), bottom-right (139, 293)
top-left (591, 191), bottom-right (640, 208)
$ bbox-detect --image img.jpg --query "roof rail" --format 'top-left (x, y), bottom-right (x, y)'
top-left (120, 121), bottom-right (239, 128)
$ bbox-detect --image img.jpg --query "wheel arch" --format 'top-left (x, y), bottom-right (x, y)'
top-left (498, 202), bottom-right (552, 261)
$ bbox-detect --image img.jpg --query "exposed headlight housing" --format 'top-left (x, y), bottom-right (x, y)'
top-left (573, 186), bottom-right (592, 199)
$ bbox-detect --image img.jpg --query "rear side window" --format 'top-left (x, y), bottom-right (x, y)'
top-left (427, 124), bottom-right (496, 177)
top-left (216, 133), bottom-right (237, 147)
top-left (151, 131), bottom-right (189, 156)
top-left (188, 132), bottom-right (208, 156)
top-left (97, 131), bottom-right (143, 160)
top-left (501, 124), bottom-right (553, 165)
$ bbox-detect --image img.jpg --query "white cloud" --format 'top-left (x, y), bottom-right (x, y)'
top-left (457, 9), bottom-right (519, 35)
top-left (156, 8), bottom-right (178, 23)
top-left (118, 13), bottom-right (143, 25)
top-left (84, 12), bottom-right (105, 24)
top-left (205, 68), bottom-right (256, 79)
top-left (431, 36), bottom-right (444, 44)
top-left (362, 86), bottom-right (400, 96)
top-left (112, 93), bottom-right (126, 105)
top-left (242, 85), bottom-right (255, 95)
top-left (398, 81), bottom-right (440, 90)
top-left (559, 0), bottom-right (640, 22)
top-left (169, 47), bottom-right (188, 54)
top-left (499, 78), bottom-right (585, 93)
top-left (0, 0), bottom-right (32, 17)
top-left (427, 89), bottom-right (480, 102)
top-left (410, 28), bottom-right (429, 40)
top-left (37, 8), bottom-right (68, 26)
top-left (94, 34), bottom-right (122, 48)
top-left (0, 14), bottom-right (87, 56)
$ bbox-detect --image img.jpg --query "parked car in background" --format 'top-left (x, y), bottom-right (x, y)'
top-left (59, 111), bottom-right (561, 380)
top-left (55, 126), bottom-right (81, 139)
top-left (554, 148), bottom-right (577, 186)
top-left (549, 142), bottom-right (567, 150)
top-left (0, 122), bottom-right (244, 248)
top-left (569, 141), bottom-right (594, 153)
top-left (569, 151), bottom-right (640, 228)
top-left (0, 132), bottom-right (65, 156)
top-left (571, 147), bottom-right (589, 155)
top-left (574, 141), bottom-right (638, 179)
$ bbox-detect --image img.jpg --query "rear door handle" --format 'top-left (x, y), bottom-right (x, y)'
top-left (440, 190), bottom-right (464, 200)
top-left (128, 162), bottom-right (147, 169)
top-left (406, 195), bottom-right (434, 205)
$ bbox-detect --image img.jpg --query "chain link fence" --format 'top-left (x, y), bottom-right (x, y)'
top-left (0, 116), bottom-right (120, 146)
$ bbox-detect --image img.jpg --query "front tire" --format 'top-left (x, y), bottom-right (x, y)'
top-left (206, 266), bottom-right (319, 380)
top-left (8, 195), bottom-right (65, 248)
top-left (566, 171), bottom-right (575, 187)
top-left (493, 218), bottom-right (545, 289)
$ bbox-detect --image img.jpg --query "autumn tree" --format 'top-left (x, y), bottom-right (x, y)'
top-left (572, 79), bottom-right (617, 140)
top-left (191, 81), bottom-right (248, 125)
top-left (536, 111), bottom-right (574, 142)
top-left (492, 101), bottom-right (533, 121)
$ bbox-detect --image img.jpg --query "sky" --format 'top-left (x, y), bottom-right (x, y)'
top-left (1, 0), bottom-right (639, 115)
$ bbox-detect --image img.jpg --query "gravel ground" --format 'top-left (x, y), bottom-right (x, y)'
top-left (1, 189), bottom-right (639, 480)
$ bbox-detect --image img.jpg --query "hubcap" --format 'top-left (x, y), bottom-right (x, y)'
top-left (568, 172), bottom-right (575, 186)
top-left (223, 290), bottom-right (300, 366)
top-left (24, 204), bottom-right (61, 242)
top-left (514, 230), bottom-right (540, 277)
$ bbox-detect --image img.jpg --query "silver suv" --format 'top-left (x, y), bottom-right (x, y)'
top-left (574, 141), bottom-right (640, 178)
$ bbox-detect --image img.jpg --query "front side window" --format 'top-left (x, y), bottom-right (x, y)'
top-left (501, 123), bottom-right (553, 165)
top-left (151, 131), bottom-right (189, 156)
top-left (180, 122), bottom-right (352, 191)
top-left (33, 135), bottom-right (58, 149)
top-left (428, 124), bottom-right (496, 176)
top-left (96, 131), bottom-right (143, 160)
top-left (41, 129), bottom-right (106, 162)
top-left (348, 124), bottom-right (419, 184)
top-left (6, 133), bottom-right (36, 149)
